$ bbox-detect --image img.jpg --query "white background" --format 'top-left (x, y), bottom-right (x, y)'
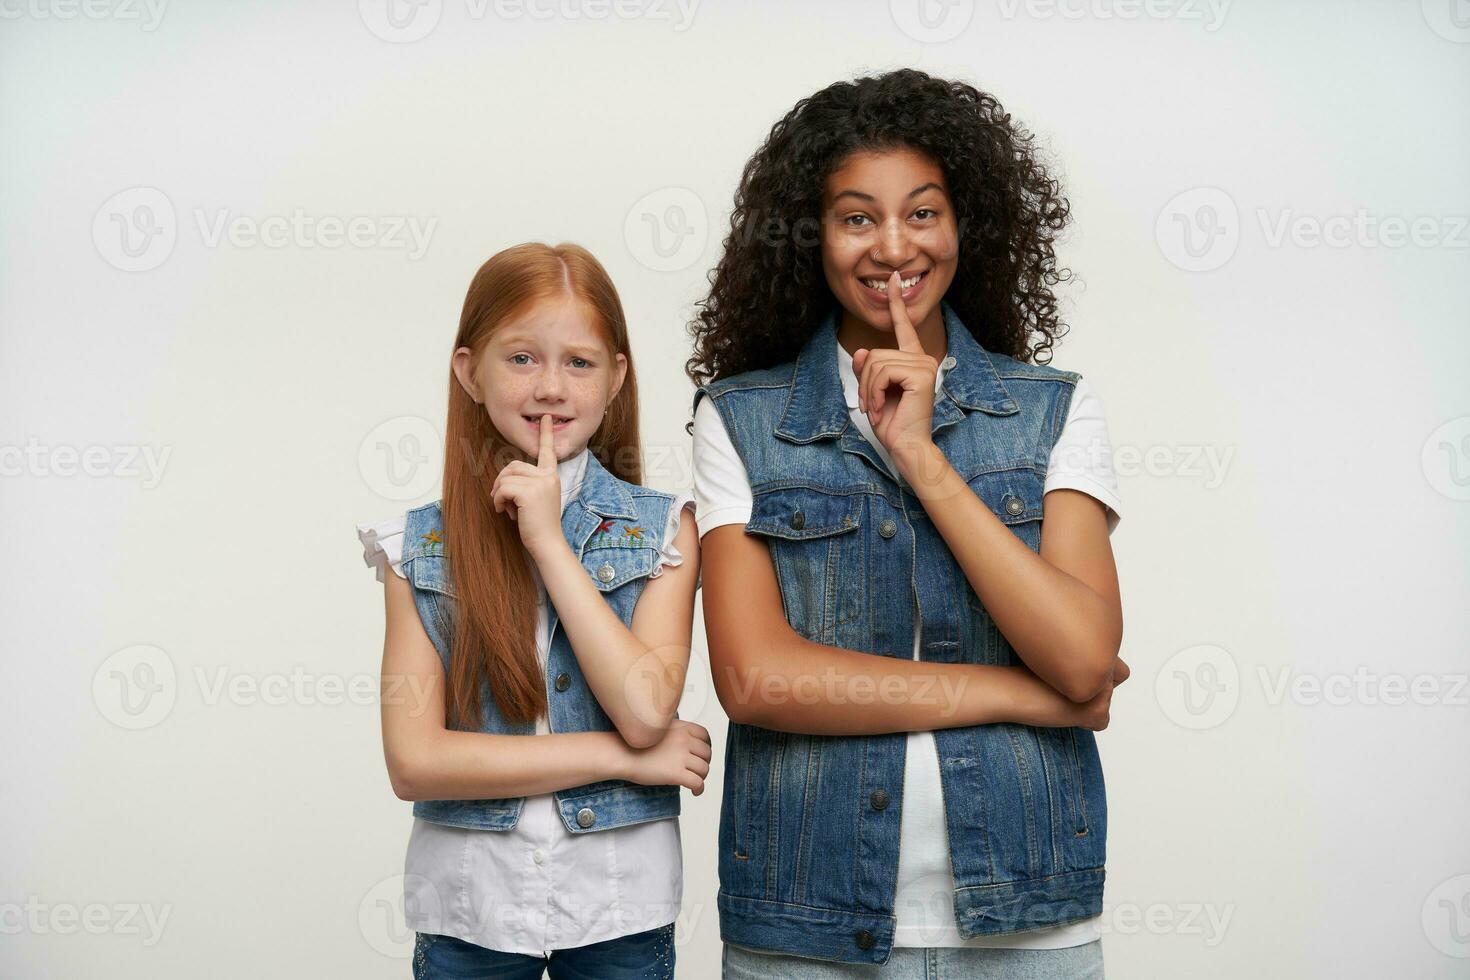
top-left (2, 1), bottom-right (1468, 977)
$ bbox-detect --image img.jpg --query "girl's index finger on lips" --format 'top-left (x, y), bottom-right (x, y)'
top-left (888, 271), bottom-right (922, 353)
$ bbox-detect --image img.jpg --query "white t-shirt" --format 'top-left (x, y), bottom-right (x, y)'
top-left (356, 447), bottom-right (697, 955)
top-left (690, 345), bottom-right (1121, 949)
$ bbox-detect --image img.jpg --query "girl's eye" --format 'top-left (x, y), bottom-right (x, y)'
top-left (570, 357), bottom-right (592, 369)
top-left (843, 214), bottom-right (872, 227)
top-left (510, 353), bottom-right (532, 365)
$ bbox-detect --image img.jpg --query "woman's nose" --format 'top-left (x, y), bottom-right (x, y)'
top-left (874, 220), bottom-right (917, 267)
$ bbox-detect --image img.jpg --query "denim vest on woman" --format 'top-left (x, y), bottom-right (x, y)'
top-left (399, 450), bottom-right (681, 835)
top-left (692, 301), bottom-right (1106, 965)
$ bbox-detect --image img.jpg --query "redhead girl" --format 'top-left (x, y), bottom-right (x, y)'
top-left (689, 70), bottom-right (1128, 978)
top-left (357, 242), bottom-right (709, 979)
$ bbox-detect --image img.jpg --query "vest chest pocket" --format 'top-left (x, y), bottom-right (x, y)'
top-left (580, 543), bottom-right (657, 592)
top-left (746, 485), bottom-right (865, 637)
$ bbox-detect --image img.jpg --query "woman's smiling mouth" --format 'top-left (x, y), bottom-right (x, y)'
top-left (859, 269), bottom-right (929, 305)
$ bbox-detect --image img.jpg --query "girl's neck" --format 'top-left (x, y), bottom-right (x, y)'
top-left (835, 305), bottom-right (947, 362)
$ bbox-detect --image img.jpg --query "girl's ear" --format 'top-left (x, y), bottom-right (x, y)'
top-left (451, 345), bottom-right (482, 404)
top-left (607, 352), bottom-right (628, 406)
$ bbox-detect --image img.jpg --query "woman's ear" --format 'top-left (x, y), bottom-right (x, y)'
top-left (608, 352), bottom-right (629, 407)
top-left (451, 346), bottom-right (481, 404)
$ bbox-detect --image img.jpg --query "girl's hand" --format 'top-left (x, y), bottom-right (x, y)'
top-left (491, 414), bottom-right (565, 558)
top-left (852, 271), bottom-right (938, 472)
top-left (619, 719), bottom-right (712, 794)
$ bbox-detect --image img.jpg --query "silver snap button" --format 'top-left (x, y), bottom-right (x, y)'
top-left (554, 672), bottom-right (570, 692)
top-left (1004, 496), bottom-right (1024, 516)
top-left (576, 807), bottom-right (595, 828)
top-left (878, 518), bottom-right (897, 539)
top-left (596, 563), bottom-right (616, 582)
top-left (790, 510), bottom-right (805, 530)
top-left (941, 355), bottom-right (956, 370)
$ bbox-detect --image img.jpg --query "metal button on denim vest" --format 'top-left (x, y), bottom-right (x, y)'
top-left (399, 450), bottom-right (681, 835)
top-left (693, 301), bottom-right (1106, 965)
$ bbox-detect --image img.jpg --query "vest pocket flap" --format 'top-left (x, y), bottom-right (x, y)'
top-left (405, 553), bottom-right (457, 597)
top-left (965, 467), bottom-right (1044, 525)
top-left (747, 486), bottom-right (862, 540)
top-left (580, 545), bottom-right (656, 591)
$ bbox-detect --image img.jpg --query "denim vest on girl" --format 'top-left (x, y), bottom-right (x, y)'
top-left (399, 450), bottom-right (681, 835)
top-left (692, 301), bottom-right (1107, 965)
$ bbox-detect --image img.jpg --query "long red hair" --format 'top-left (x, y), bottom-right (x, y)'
top-left (441, 242), bottom-right (643, 729)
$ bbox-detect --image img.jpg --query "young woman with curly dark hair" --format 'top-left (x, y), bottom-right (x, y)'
top-left (687, 69), bottom-right (1129, 978)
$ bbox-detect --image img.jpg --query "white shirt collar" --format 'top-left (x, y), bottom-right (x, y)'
top-left (557, 446), bottom-right (591, 514)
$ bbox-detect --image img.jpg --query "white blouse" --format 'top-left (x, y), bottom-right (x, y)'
top-left (357, 447), bottom-right (697, 956)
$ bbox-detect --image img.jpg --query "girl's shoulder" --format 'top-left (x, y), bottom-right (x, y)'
top-left (355, 500), bottom-right (443, 582)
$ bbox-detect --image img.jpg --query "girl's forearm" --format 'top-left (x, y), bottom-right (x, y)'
top-left (531, 539), bottom-right (681, 747)
top-left (393, 729), bottom-right (630, 802)
top-left (897, 442), bottom-right (1121, 701)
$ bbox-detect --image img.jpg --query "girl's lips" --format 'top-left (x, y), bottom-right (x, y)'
top-left (859, 269), bottom-right (929, 307)
top-left (524, 415), bottom-right (573, 431)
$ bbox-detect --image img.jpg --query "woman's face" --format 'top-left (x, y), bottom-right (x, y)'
top-left (820, 146), bottom-right (959, 341)
top-left (452, 296), bottom-right (627, 463)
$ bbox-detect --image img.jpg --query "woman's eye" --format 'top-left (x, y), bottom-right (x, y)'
top-left (913, 208), bottom-right (937, 220)
top-left (843, 214), bottom-right (872, 227)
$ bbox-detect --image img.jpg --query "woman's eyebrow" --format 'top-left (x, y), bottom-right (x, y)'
top-left (831, 182), bottom-right (944, 204)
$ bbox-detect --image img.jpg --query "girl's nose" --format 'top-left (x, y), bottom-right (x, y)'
top-left (534, 368), bottom-right (567, 400)
top-left (874, 220), bottom-right (917, 267)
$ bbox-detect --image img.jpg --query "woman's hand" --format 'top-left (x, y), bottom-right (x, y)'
top-left (619, 719), bottom-right (713, 794)
top-left (491, 414), bottom-right (565, 558)
top-left (852, 270), bottom-right (939, 472)
top-left (1007, 657), bottom-right (1130, 731)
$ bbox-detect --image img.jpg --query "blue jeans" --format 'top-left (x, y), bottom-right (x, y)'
top-left (722, 939), bottom-right (1104, 979)
top-left (412, 922), bottom-right (675, 979)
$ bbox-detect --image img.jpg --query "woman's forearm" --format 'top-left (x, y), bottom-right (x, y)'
top-left (713, 626), bottom-right (1096, 735)
top-left (896, 442), bottom-right (1122, 701)
top-left (392, 728), bottom-right (630, 802)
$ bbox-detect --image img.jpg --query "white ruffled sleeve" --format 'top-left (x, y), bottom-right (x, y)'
top-left (356, 515), bottom-right (408, 582)
top-left (647, 491), bottom-right (699, 590)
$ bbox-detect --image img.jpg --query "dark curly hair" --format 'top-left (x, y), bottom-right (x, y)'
top-left (685, 68), bottom-right (1073, 393)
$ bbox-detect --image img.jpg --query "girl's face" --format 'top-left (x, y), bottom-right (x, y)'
top-left (820, 146), bottom-right (959, 342)
top-left (452, 295), bottom-right (627, 463)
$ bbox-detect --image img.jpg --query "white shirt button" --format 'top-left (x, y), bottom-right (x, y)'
top-left (532, 848), bottom-right (546, 865)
